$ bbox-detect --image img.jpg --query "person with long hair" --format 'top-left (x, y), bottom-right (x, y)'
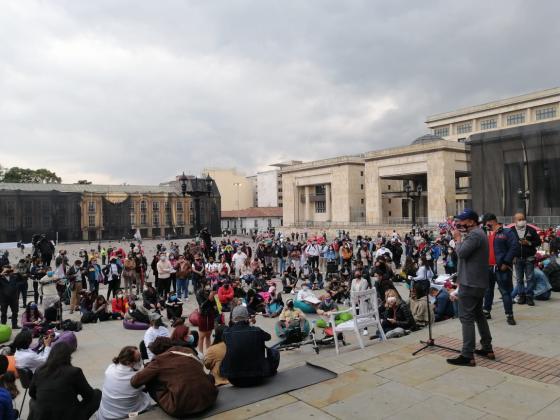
top-left (0, 355), bottom-right (19, 420)
top-left (170, 318), bottom-right (199, 349)
top-left (203, 325), bottom-right (229, 386)
top-left (97, 346), bottom-right (154, 420)
top-left (21, 302), bottom-right (44, 332)
top-left (28, 343), bottom-right (101, 420)
top-left (14, 329), bottom-right (52, 372)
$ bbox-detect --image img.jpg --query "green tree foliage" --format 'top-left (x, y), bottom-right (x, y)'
top-left (1, 166), bottom-right (62, 183)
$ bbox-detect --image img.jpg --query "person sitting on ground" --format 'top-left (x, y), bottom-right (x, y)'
top-left (93, 295), bottom-right (111, 322)
top-left (264, 289), bottom-right (284, 318)
top-left (131, 337), bottom-right (218, 418)
top-left (246, 288), bottom-right (266, 315)
top-left (429, 286), bottom-right (455, 322)
top-left (316, 290), bottom-right (339, 318)
top-left (277, 299), bottom-right (306, 337)
top-left (409, 256), bottom-right (434, 290)
top-left (221, 306), bottom-right (280, 387)
top-left (28, 342), bottom-right (102, 420)
top-left (97, 346), bottom-right (154, 420)
top-left (125, 299), bottom-right (150, 324)
top-left (0, 355), bottom-right (19, 420)
top-left (204, 325), bottom-right (229, 386)
top-left (14, 329), bottom-right (52, 373)
top-left (409, 282), bottom-right (434, 328)
top-left (307, 267), bottom-right (324, 290)
top-left (281, 269), bottom-right (298, 293)
top-left (142, 282), bottom-right (160, 312)
top-left (111, 289), bottom-right (128, 320)
top-left (21, 302), bottom-right (45, 335)
top-left (381, 291), bottom-right (416, 335)
top-left (170, 317), bottom-right (199, 350)
top-left (143, 313), bottom-right (170, 361)
top-left (217, 281), bottom-right (234, 312)
top-left (165, 293), bottom-right (183, 321)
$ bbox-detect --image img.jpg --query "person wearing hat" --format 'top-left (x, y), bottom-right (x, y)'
top-left (482, 213), bottom-right (519, 325)
top-left (220, 305), bottom-right (280, 387)
top-left (447, 209), bottom-right (493, 367)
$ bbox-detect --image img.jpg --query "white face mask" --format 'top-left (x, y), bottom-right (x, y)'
top-left (516, 220), bottom-right (527, 229)
top-left (132, 361), bottom-right (143, 371)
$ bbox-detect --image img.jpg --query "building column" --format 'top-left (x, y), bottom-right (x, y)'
top-left (365, 161), bottom-right (382, 224)
top-left (304, 186), bottom-right (311, 222)
top-left (325, 184), bottom-right (332, 221)
top-left (427, 151), bottom-right (456, 223)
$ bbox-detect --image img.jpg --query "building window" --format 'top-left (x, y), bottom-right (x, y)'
top-left (129, 202), bottom-right (134, 213)
top-left (130, 214), bottom-right (135, 225)
top-left (88, 215), bottom-right (96, 227)
top-left (507, 112), bottom-right (525, 126)
top-left (536, 106), bottom-right (557, 120)
top-left (388, 185), bottom-right (391, 190)
top-left (177, 214), bottom-right (184, 226)
top-left (458, 138), bottom-right (466, 143)
top-left (456, 122), bottom-right (472, 134)
top-left (388, 211), bottom-right (392, 217)
top-left (153, 213), bottom-right (160, 226)
top-left (7, 216), bottom-right (15, 231)
top-left (360, 184), bottom-right (364, 190)
top-left (165, 213), bottom-right (171, 225)
top-left (176, 201), bottom-right (183, 212)
top-left (24, 214), bottom-right (33, 228)
top-left (315, 185), bottom-right (326, 195)
top-left (152, 201), bottom-right (160, 212)
top-left (360, 171), bottom-right (364, 176)
top-left (434, 126), bottom-right (449, 137)
top-left (315, 201), bottom-right (326, 213)
top-left (480, 118), bottom-right (497, 130)
top-left (140, 214), bottom-right (147, 225)
top-left (388, 198), bottom-right (392, 204)
top-left (361, 198), bottom-right (364, 204)
top-left (42, 214), bottom-right (51, 227)
top-left (88, 201), bottom-right (96, 213)
top-left (140, 201), bottom-right (147, 212)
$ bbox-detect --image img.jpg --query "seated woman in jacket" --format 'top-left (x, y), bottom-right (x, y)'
top-left (21, 302), bottom-right (45, 335)
top-left (429, 286), bottom-right (455, 321)
top-left (131, 337), bottom-right (217, 418)
top-left (97, 346), bottom-right (154, 420)
top-left (408, 282), bottom-right (434, 328)
top-left (14, 330), bottom-right (52, 373)
top-left (221, 306), bottom-right (280, 387)
top-left (125, 299), bottom-right (150, 324)
top-left (111, 289), bottom-right (128, 320)
top-left (93, 295), bottom-right (111, 321)
top-left (28, 342), bottom-right (101, 420)
top-left (381, 290), bottom-right (416, 333)
top-left (204, 325), bottom-right (229, 386)
top-left (170, 317), bottom-right (199, 349)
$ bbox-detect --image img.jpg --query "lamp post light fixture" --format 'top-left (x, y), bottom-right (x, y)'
top-left (179, 172), bottom-right (188, 197)
top-left (518, 189), bottom-right (530, 216)
top-left (178, 173), bottom-right (215, 235)
top-left (404, 182), bottom-right (423, 227)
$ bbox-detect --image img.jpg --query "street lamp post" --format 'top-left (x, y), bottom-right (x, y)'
top-left (518, 189), bottom-right (530, 216)
top-left (404, 183), bottom-right (423, 228)
top-left (233, 182), bottom-right (241, 235)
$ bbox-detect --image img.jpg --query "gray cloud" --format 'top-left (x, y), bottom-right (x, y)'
top-left (1, 0), bottom-right (559, 183)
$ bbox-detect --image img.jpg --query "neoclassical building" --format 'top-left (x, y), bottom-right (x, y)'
top-left (0, 176), bottom-right (221, 243)
top-left (281, 87), bottom-right (560, 231)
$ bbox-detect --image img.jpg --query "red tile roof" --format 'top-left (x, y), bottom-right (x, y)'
top-left (221, 207), bottom-right (283, 218)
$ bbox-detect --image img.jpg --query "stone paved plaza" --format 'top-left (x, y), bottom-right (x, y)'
top-left (4, 239), bottom-right (560, 419)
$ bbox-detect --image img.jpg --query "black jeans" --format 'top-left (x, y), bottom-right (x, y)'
top-left (0, 296), bottom-right (19, 327)
top-left (106, 279), bottom-right (121, 300)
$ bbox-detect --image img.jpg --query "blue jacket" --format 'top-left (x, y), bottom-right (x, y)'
top-left (493, 226), bottom-right (519, 267)
top-left (0, 388), bottom-right (16, 420)
top-left (434, 288), bottom-right (455, 321)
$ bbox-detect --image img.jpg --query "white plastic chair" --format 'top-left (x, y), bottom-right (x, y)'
top-left (329, 288), bottom-right (386, 355)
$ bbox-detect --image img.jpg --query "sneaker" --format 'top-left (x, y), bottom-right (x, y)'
top-left (526, 296), bottom-right (535, 306)
top-left (483, 310), bottom-right (492, 320)
top-left (507, 315), bottom-right (516, 325)
top-left (474, 348), bottom-right (496, 360)
top-left (517, 295), bottom-right (526, 305)
top-left (446, 355), bottom-right (476, 367)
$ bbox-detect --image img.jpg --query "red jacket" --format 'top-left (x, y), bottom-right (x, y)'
top-left (217, 285), bottom-right (234, 304)
top-left (112, 297), bottom-right (128, 313)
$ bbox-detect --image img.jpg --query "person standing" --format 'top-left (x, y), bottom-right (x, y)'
top-left (447, 209), bottom-right (493, 366)
top-left (0, 267), bottom-right (21, 330)
top-left (67, 260), bottom-right (83, 314)
top-left (510, 213), bottom-right (541, 306)
top-left (482, 214), bottom-right (519, 325)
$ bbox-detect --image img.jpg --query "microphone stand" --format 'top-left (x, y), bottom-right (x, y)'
top-left (412, 287), bottom-right (460, 356)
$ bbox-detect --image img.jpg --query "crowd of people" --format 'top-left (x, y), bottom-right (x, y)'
top-left (0, 214), bottom-right (559, 418)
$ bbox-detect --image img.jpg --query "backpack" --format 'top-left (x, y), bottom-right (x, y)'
top-left (62, 319), bottom-right (82, 332)
top-left (80, 312), bottom-right (98, 324)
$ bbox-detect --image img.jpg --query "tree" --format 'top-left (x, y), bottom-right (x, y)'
top-left (1, 167), bottom-right (62, 183)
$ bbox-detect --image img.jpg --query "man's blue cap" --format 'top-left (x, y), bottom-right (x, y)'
top-left (455, 208), bottom-right (479, 222)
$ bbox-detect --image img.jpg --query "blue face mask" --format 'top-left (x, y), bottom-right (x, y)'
top-left (186, 335), bottom-right (194, 345)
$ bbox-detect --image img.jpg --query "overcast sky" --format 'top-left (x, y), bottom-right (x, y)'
top-left (1, 0), bottom-right (559, 184)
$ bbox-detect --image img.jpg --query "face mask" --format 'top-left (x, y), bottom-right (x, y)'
top-left (160, 256), bottom-right (166, 261)
top-left (186, 335), bottom-right (195, 345)
top-left (429, 296), bottom-right (436, 305)
top-left (516, 220), bottom-right (527, 228)
top-left (426, 255), bottom-right (432, 261)
top-left (132, 361), bottom-right (143, 371)
top-left (448, 248), bottom-right (453, 253)
top-left (143, 286), bottom-right (148, 292)
top-left (117, 294), bottom-right (123, 299)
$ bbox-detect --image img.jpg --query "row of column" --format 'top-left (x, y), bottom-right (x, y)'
top-left (302, 184), bottom-right (331, 222)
